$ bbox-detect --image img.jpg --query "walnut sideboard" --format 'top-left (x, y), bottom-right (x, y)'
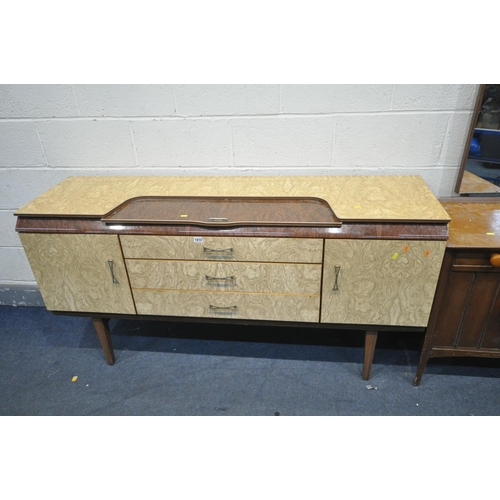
top-left (14, 175), bottom-right (450, 379)
top-left (414, 198), bottom-right (500, 385)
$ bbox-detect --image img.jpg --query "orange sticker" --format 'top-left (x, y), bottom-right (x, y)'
top-left (424, 250), bottom-right (430, 257)
top-left (403, 245), bottom-right (409, 253)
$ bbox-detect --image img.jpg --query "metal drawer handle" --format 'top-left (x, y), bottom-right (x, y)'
top-left (209, 305), bottom-right (238, 312)
top-left (208, 217), bottom-right (229, 222)
top-left (206, 275), bottom-right (236, 284)
top-left (203, 247), bottom-right (234, 255)
top-left (107, 259), bottom-right (119, 284)
top-left (332, 265), bottom-right (340, 291)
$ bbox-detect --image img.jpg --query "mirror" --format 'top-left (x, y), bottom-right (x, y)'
top-left (456, 84), bottom-right (500, 195)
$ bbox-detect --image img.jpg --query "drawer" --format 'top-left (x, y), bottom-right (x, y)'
top-left (120, 235), bottom-right (323, 263)
top-left (126, 260), bottom-right (322, 295)
top-left (132, 289), bottom-right (320, 322)
top-left (452, 251), bottom-right (500, 272)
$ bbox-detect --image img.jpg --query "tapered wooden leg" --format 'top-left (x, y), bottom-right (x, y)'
top-left (413, 340), bottom-right (432, 386)
top-left (363, 330), bottom-right (378, 380)
top-left (92, 317), bottom-right (115, 365)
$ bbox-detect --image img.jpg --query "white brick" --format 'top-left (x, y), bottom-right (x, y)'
top-left (175, 85), bottom-right (280, 116)
top-left (0, 121), bottom-right (46, 166)
top-left (434, 166), bottom-right (462, 197)
top-left (133, 119), bottom-right (231, 167)
top-left (334, 113), bottom-right (449, 167)
top-left (440, 112), bottom-right (474, 166)
top-left (0, 84), bottom-right (78, 117)
top-left (392, 84), bottom-right (478, 110)
top-left (231, 116), bottom-right (334, 167)
top-left (0, 210), bottom-right (21, 246)
top-left (0, 247), bottom-right (35, 281)
top-left (37, 120), bottom-right (136, 167)
top-left (74, 84), bottom-right (176, 116)
top-left (0, 169), bottom-right (72, 210)
top-left (0, 170), bottom-right (18, 210)
top-left (280, 84), bottom-right (393, 113)
top-left (405, 165), bottom-right (461, 197)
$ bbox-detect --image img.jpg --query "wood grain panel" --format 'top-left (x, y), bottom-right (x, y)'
top-left (321, 239), bottom-right (446, 327)
top-left (102, 196), bottom-right (340, 226)
top-left (439, 200), bottom-right (500, 249)
top-left (19, 233), bottom-right (136, 314)
top-left (480, 278), bottom-right (500, 349)
top-left (15, 175), bottom-right (450, 222)
top-left (120, 235), bottom-right (323, 263)
top-left (432, 272), bottom-right (475, 347)
top-left (126, 260), bottom-right (322, 294)
top-left (15, 216), bottom-right (449, 241)
top-left (132, 289), bottom-right (320, 322)
top-left (457, 273), bottom-right (500, 348)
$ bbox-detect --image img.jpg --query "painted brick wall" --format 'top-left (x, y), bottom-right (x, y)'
top-left (0, 84), bottom-right (478, 292)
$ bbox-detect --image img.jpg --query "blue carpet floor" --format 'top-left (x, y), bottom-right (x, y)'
top-left (1, 305), bottom-right (499, 416)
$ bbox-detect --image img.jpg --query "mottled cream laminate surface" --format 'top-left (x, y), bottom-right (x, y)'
top-left (321, 239), bottom-right (446, 327)
top-left (132, 289), bottom-right (320, 322)
top-left (120, 235), bottom-right (323, 263)
top-left (15, 175), bottom-right (450, 222)
top-left (127, 260), bottom-right (322, 295)
top-left (19, 233), bottom-right (136, 314)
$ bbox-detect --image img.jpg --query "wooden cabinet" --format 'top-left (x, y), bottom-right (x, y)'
top-left (15, 175), bottom-right (450, 379)
top-left (414, 200), bottom-right (500, 385)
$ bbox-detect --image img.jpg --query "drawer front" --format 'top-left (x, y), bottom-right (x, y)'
top-left (120, 235), bottom-right (323, 263)
top-left (126, 260), bottom-right (322, 295)
top-left (452, 251), bottom-right (500, 272)
top-left (132, 289), bottom-right (320, 322)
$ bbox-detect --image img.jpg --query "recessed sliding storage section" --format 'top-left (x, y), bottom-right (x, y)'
top-left (120, 235), bottom-right (323, 322)
top-left (18, 233), bottom-right (136, 314)
top-left (321, 239), bottom-right (446, 327)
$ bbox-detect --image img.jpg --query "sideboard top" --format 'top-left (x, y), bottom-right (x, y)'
top-left (15, 175), bottom-right (451, 223)
top-left (440, 199), bottom-right (500, 248)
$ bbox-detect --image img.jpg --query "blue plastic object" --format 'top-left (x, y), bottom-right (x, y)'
top-left (469, 136), bottom-right (481, 156)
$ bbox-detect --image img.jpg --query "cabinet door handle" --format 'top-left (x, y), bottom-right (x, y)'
top-left (332, 265), bottom-right (341, 291)
top-left (203, 247), bottom-right (234, 255)
top-left (205, 275), bottom-right (236, 284)
top-left (107, 259), bottom-right (119, 284)
top-left (209, 305), bottom-right (238, 312)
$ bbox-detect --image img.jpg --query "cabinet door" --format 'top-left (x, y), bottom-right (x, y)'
top-left (20, 233), bottom-right (136, 314)
top-left (321, 239), bottom-right (446, 327)
top-left (432, 258), bottom-right (500, 349)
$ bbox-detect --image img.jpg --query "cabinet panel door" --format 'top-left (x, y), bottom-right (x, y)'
top-left (321, 239), bottom-right (446, 327)
top-left (20, 233), bottom-right (136, 314)
top-left (433, 270), bottom-right (500, 349)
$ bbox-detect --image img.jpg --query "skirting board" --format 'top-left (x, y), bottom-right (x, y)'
top-left (0, 285), bottom-right (44, 307)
